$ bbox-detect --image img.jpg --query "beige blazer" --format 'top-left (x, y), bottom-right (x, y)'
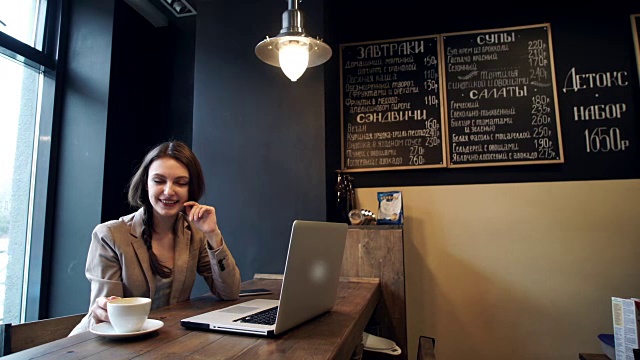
top-left (69, 208), bottom-right (241, 335)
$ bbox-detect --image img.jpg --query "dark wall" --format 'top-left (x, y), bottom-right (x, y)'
top-left (48, 0), bottom-right (197, 317)
top-left (102, 1), bottom-right (196, 223)
top-left (192, 0), bottom-right (327, 282)
top-left (48, 0), bottom-right (115, 317)
top-left (323, 1), bottom-right (640, 208)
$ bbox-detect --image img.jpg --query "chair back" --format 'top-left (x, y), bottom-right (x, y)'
top-left (0, 313), bottom-right (85, 356)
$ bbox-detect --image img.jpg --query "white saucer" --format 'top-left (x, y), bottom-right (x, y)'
top-left (90, 319), bottom-right (164, 338)
top-left (362, 332), bottom-right (402, 355)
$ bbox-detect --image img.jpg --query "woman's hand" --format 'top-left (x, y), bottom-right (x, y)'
top-left (184, 201), bottom-right (223, 248)
top-left (90, 296), bottom-right (120, 323)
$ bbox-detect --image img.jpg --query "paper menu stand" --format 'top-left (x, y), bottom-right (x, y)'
top-left (377, 191), bottom-right (403, 225)
top-left (612, 297), bottom-right (640, 360)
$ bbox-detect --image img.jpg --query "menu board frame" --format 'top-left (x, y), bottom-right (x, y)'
top-left (441, 23), bottom-right (565, 168)
top-left (632, 14), bottom-right (640, 83)
top-left (339, 35), bottom-right (447, 172)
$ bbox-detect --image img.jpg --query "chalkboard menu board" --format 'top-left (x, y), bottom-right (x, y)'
top-left (340, 35), bottom-right (446, 172)
top-left (442, 24), bottom-right (564, 167)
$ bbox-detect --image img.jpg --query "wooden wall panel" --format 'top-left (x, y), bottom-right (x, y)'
top-left (341, 226), bottom-right (406, 360)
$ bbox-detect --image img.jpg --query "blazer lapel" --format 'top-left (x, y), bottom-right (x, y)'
top-left (130, 208), bottom-right (157, 298)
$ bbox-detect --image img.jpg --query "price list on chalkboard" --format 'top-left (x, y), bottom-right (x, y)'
top-left (442, 24), bottom-right (564, 167)
top-left (340, 35), bottom-right (446, 172)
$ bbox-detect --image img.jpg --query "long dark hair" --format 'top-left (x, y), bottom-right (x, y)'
top-left (128, 141), bottom-right (205, 278)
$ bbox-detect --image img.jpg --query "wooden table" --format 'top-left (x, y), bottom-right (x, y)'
top-left (3, 278), bottom-right (380, 359)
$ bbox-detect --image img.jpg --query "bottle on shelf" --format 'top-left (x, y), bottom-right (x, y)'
top-left (335, 170), bottom-right (350, 224)
top-left (347, 175), bottom-right (357, 211)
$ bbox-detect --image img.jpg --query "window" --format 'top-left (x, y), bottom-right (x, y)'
top-left (0, 0), bottom-right (59, 323)
top-left (0, 0), bottom-right (45, 50)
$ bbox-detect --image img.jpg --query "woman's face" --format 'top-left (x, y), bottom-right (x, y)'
top-left (147, 156), bottom-right (190, 220)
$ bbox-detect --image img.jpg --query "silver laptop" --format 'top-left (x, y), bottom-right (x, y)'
top-left (180, 220), bottom-right (348, 336)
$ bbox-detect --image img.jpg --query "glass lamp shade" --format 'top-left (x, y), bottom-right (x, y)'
top-left (278, 39), bottom-right (310, 82)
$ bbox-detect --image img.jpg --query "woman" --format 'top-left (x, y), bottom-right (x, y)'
top-left (70, 141), bottom-right (241, 335)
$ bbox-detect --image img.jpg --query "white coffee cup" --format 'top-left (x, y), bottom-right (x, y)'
top-left (107, 297), bottom-right (152, 333)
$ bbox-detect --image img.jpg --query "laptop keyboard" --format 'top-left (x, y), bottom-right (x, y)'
top-left (233, 306), bottom-right (279, 325)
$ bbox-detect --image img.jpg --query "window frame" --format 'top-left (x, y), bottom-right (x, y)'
top-left (0, 0), bottom-right (63, 322)
top-left (0, 0), bottom-right (60, 71)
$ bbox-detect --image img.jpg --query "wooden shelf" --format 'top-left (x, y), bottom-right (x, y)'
top-left (579, 354), bottom-right (610, 360)
top-left (348, 225), bottom-right (403, 230)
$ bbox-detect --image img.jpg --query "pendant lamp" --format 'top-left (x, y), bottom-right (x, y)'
top-left (255, 0), bottom-right (331, 82)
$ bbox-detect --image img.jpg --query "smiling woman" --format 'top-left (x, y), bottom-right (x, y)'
top-left (147, 158), bottom-right (191, 218)
top-left (69, 141), bottom-right (241, 335)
